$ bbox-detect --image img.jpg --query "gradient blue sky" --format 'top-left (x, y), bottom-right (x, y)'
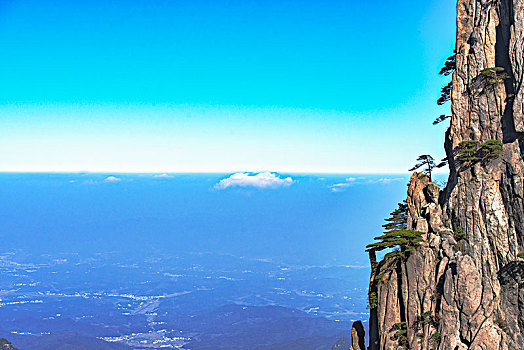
top-left (0, 0), bottom-right (455, 173)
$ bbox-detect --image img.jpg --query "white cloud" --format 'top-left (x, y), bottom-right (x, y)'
top-left (330, 177), bottom-right (357, 192)
top-left (103, 176), bottom-right (121, 182)
top-left (154, 173), bottom-right (172, 178)
top-left (330, 183), bottom-right (351, 192)
top-left (368, 177), bottom-right (404, 184)
top-left (215, 172), bottom-right (294, 190)
top-left (330, 176), bottom-right (403, 192)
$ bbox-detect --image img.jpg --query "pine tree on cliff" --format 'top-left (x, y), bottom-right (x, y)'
top-left (433, 114), bottom-right (451, 125)
top-left (408, 155), bottom-right (446, 181)
top-left (437, 51), bottom-right (455, 106)
top-left (436, 81), bottom-right (452, 105)
top-left (382, 201), bottom-right (408, 231)
top-left (365, 201), bottom-right (424, 259)
top-left (438, 51), bottom-right (456, 76)
top-left (433, 51), bottom-right (456, 124)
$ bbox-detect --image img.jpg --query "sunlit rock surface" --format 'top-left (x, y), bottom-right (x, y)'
top-left (351, 0), bottom-right (524, 348)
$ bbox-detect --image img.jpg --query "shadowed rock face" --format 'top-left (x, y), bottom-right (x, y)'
top-left (352, 0), bottom-right (524, 349)
top-left (348, 321), bottom-right (365, 350)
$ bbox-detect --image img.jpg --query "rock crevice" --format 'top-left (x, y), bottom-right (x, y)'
top-left (352, 0), bottom-right (524, 348)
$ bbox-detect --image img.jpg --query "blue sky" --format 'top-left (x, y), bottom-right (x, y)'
top-left (0, 0), bottom-right (456, 173)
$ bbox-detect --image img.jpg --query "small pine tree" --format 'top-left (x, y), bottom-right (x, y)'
top-left (454, 227), bottom-right (466, 241)
top-left (366, 202), bottom-right (425, 258)
top-left (433, 114), bottom-right (451, 125)
top-left (456, 139), bottom-right (502, 164)
top-left (481, 67), bottom-right (510, 84)
top-left (382, 201), bottom-right (408, 231)
top-left (366, 230), bottom-right (425, 252)
top-left (439, 51), bottom-right (456, 76)
top-left (368, 291), bottom-right (378, 309)
top-left (435, 51), bottom-right (455, 125)
top-left (479, 140), bottom-right (503, 157)
top-left (390, 321), bottom-right (409, 348)
top-left (456, 140), bottom-right (480, 162)
top-left (409, 155), bottom-right (446, 181)
top-left (437, 81), bottom-right (452, 105)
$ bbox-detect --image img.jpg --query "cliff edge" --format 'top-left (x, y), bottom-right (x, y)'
top-left (355, 0), bottom-right (524, 349)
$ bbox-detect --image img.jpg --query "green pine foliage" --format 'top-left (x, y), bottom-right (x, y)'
top-left (457, 140), bottom-right (480, 162)
top-left (437, 81), bottom-right (452, 105)
top-left (433, 114), bottom-right (451, 125)
top-left (366, 230), bottom-right (425, 252)
top-left (413, 310), bottom-right (439, 329)
top-left (382, 201), bottom-right (408, 231)
top-left (436, 51), bottom-right (455, 109)
top-left (390, 321), bottom-right (409, 348)
top-left (366, 202), bottom-right (425, 258)
top-left (429, 331), bottom-right (442, 345)
top-left (481, 67), bottom-right (510, 84)
top-left (439, 51), bottom-right (456, 76)
top-left (368, 291), bottom-right (378, 309)
top-left (456, 139), bottom-right (502, 164)
top-left (384, 250), bottom-right (405, 260)
top-left (480, 140), bottom-right (503, 156)
top-left (409, 155), bottom-right (446, 181)
top-left (454, 227), bottom-right (466, 241)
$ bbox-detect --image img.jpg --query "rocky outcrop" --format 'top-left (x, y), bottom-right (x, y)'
top-left (365, 173), bottom-right (448, 350)
top-left (349, 321), bottom-right (365, 350)
top-left (351, 0), bottom-right (524, 349)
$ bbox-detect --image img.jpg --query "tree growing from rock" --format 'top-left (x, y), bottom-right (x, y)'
top-left (366, 202), bottom-right (425, 260)
top-left (456, 140), bottom-right (480, 162)
top-left (439, 51), bottom-right (456, 76)
top-left (382, 201), bottom-right (408, 231)
top-left (436, 51), bottom-right (456, 106)
top-left (434, 51), bottom-right (456, 124)
top-left (456, 139), bottom-right (503, 165)
top-left (433, 114), bottom-right (451, 125)
top-left (437, 81), bottom-right (452, 105)
top-left (481, 67), bottom-right (509, 84)
top-left (409, 155), bottom-right (446, 181)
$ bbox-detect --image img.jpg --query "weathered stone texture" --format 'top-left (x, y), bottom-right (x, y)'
top-left (349, 321), bottom-right (366, 350)
top-left (353, 0), bottom-right (524, 349)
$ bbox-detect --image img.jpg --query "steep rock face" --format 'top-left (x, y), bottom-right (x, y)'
top-left (367, 173), bottom-right (448, 350)
top-left (352, 0), bottom-right (524, 349)
top-left (439, 0), bottom-right (524, 347)
top-left (349, 321), bottom-right (365, 350)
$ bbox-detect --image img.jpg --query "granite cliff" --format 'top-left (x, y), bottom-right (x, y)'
top-left (353, 0), bottom-right (524, 349)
